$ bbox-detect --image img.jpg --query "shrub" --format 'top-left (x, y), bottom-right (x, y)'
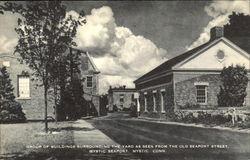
top-left (123, 107), bottom-right (130, 112)
top-left (130, 103), bottom-right (137, 117)
top-left (218, 65), bottom-right (248, 107)
top-left (172, 111), bottom-right (196, 123)
top-left (0, 100), bottom-right (26, 123)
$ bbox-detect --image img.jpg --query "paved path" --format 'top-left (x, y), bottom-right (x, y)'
top-left (73, 119), bottom-right (119, 145)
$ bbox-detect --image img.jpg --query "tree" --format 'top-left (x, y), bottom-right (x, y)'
top-left (1, 1), bottom-right (85, 132)
top-left (224, 12), bottom-right (250, 37)
top-left (0, 67), bottom-right (15, 101)
top-left (0, 67), bottom-right (26, 123)
top-left (217, 65), bottom-right (248, 107)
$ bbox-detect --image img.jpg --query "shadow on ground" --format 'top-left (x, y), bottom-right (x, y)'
top-left (49, 127), bottom-right (96, 132)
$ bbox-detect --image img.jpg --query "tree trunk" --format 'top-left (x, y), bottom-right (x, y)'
top-left (44, 85), bottom-right (48, 133)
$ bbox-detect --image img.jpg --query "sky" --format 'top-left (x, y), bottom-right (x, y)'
top-left (0, 0), bottom-right (249, 94)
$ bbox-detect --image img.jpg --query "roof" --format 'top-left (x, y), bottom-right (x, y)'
top-left (0, 53), bottom-right (19, 58)
top-left (134, 41), bottom-right (212, 83)
top-left (71, 48), bottom-right (100, 74)
top-left (0, 48), bottom-right (101, 74)
top-left (134, 36), bottom-right (250, 83)
top-left (108, 87), bottom-right (136, 93)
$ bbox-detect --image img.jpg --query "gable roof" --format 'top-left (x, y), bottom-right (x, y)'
top-left (134, 41), bottom-right (212, 83)
top-left (134, 37), bottom-right (250, 83)
top-left (71, 48), bottom-right (100, 74)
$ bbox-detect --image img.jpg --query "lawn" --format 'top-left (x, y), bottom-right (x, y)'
top-left (0, 121), bottom-right (74, 159)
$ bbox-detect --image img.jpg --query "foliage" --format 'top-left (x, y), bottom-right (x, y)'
top-left (58, 77), bottom-right (87, 120)
top-left (0, 67), bottom-right (15, 101)
top-left (217, 65), bottom-right (248, 107)
top-left (0, 1), bottom-right (85, 128)
top-left (0, 100), bottom-right (26, 123)
top-left (100, 94), bottom-right (108, 116)
top-left (172, 111), bottom-right (231, 125)
top-left (0, 67), bottom-right (26, 123)
top-left (196, 111), bottom-right (231, 125)
top-left (130, 103), bottom-right (138, 117)
top-left (224, 12), bottom-right (250, 37)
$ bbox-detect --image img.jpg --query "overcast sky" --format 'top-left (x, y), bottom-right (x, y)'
top-left (0, 1), bottom-right (249, 94)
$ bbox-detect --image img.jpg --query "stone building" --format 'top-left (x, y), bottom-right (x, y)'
top-left (134, 26), bottom-right (250, 119)
top-left (108, 86), bottom-right (136, 111)
top-left (0, 48), bottom-right (100, 120)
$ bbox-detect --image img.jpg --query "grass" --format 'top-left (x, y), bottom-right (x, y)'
top-left (0, 121), bottom-right (74, 159)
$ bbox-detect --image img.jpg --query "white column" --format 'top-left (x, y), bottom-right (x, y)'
top-left (144, 92), bottom-right (148, 112)
top-left (134, 92), bottom-right (140, 112)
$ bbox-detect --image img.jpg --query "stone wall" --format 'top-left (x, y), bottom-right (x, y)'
top-left (174, 72), bottom-right (222, 108)
top-left (174, 72), bottom-right (250, 108)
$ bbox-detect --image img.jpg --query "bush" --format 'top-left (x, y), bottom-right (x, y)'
top-left (172, 111), bottom-right (196, 123)
top-left (172, 111), bottom-right (231, 125)
top-left (0, 100), bottom-right (26, 123)
top-left (122, 107), bottom-right (130, 112)
top-left (218, 65), bottom-right (248, 107)
top-left (130, 103), bottom-right (137, 117)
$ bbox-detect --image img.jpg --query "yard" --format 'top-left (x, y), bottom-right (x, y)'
top-left (0, 121), bottom-right (74, 159)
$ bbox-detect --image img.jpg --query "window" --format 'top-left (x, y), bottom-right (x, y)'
top-left (120, 94), bottom-right (124, 103)
top-left (196, 85), bottom-right (207, 104)
top-left (86, 76), bottom-right (93, 88)
top-left (18, 76), bottom-right (30, 98)
top-left (3, 61), bottom-right (10, 67)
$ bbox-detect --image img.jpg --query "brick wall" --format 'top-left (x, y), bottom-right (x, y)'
top-left (0, 56), bottom-right (54, 120)
top-left (79, 52), bottom-right (99, 96)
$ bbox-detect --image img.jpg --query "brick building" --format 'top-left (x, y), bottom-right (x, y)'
top-left (108, 86), bottom-right (136, 111)
top-left (134, 27), bottom-right (250, 119)
top-left (0, 48), bottom-right (100, 120)
top-left (72, 48), bottom-right (101, 116)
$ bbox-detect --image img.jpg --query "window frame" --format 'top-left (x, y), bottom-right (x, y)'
top-left (86, 76), bottom-right (93, 88)
top-left (196, 85), bottom-right (207, 105)
top-left (17, 75), bottom-right (30, 99)
top-left (119, 94), bottom-right (124, 103)
top-left (3, 61), bottom-right (10, 67)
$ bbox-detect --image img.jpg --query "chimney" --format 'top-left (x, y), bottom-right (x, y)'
top-left (210, 26), bottom-right (224, 41)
